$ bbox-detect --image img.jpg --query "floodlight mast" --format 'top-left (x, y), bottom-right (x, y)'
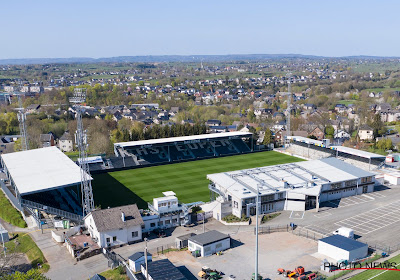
top-left (69, 88), bottom-right (94, 217)
top-left (14, 86), bottom-right (29, 151)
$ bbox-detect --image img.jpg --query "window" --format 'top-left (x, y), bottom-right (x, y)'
top-left (233, 201), bottom-right (238, 209)
top-left (361, 177), bottom-right (372, 183)
top-left (132, 231), bottom-right (138, 238)
top-left (106, 237), bottom-right (110, 243)
top-left (244, 198), bottom-right (255, 205)
top-left (204, 246), bottom-right (211, 252)
top-left (165, 220), bottom-right (171, 225)
top-left (150, 223), bottom-right (156, 228)
top-left (261, 194), bottom-right (275, 202)
top-left (345, 180), bottom-right (357, 187)
top-left (216, 243), bottom-right (222, 249)
top-left (331, 182), bottom-right (342, 190)
top-left (113, 236), bottom-right (117, 242)
top-left (158, 221), bottom-right (163, 226)
top-left (278, 193), bottom-right (284, 199)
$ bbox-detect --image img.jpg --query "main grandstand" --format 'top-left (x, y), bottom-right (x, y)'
top-left (103, 131), bottom-right (254, 170)
top-left (286, 136), bottom-right (386, 171)
top-left (0, 147), bottom-right (88, 226)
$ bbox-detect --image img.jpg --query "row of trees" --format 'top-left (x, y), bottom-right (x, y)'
top-left (111, 123), bottom-right (208, 143)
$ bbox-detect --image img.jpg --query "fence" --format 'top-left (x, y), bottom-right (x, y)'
top-left (366, 243), bottom-right (400, 254)
top-left (291, 226), bottom-right (330, 241)
top-left (255, 224), bottom-right (292, 235)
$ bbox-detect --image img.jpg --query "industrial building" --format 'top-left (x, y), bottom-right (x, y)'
top-left (207, 157), bottom-right (375, 219)
top-left (318, 235), bottom-right (368, 261)
top-left (188, 230), bottom-right (230, 257)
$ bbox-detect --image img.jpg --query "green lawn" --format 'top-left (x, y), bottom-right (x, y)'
top-left (350, 253), bottom-right (400, 280)
top-left (337, 100), bottom-right (357, 106)
top-left (92, 151), bottom-right (303, 209)
top-left (6, 232), bottom-right (50, 273)
top-left (0, 190), bottom-right (27, 228)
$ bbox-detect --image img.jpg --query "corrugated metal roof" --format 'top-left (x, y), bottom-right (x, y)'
top-left (189, 230), bottom-right (230, 247)
top-left (319, 235), bottom-right (367, 251)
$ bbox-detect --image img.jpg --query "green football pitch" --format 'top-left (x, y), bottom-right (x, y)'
top-left (92, 151), bottom-right (303, 209)
top-left (349, 253), bottom-right (400, 280)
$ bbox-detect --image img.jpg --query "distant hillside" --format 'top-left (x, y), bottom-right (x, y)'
top-left (0, 54), bottom-right (398, 65)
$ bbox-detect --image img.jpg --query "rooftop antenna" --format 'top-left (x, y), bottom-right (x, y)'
top-left (15, 80), bottom-right (28, 150)
top-left (69, 88), bottom-right (94, 217)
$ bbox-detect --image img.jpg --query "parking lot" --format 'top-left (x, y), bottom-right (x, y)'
top-left (335, 200), bottom-right (400, 235)
top-left (166, 231), bottom-right (320, 280)
top-left (270, 184), bottom-right (400, 248)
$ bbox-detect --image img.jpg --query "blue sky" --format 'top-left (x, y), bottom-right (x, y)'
top-left (1, 0), bottom-right (399, 59)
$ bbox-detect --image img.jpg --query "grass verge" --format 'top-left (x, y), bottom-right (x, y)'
top-left (0, 190), bottom-right (27, 228)
top-left (5, 232), bottom-right (49, 273)
top-left (100, 266), bottom-right (129, 280)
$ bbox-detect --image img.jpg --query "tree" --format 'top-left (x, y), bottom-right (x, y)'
top-left (1, 269), bottom-right (50, 280)
top-left (325, 125), bottom-right (335, 139)
top-left (262, 129), bottom-right (273, 145)
top-left (370, 113), bottom-right (384, 138)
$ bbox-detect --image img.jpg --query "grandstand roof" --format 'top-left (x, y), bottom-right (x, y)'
top-left (329, 146), bottom-right (386, 159)
top-left (114, 131), bottom-right (253, 148)
top-left (288, 135), bottom-right (385, 159)
top-left (1, 147), bottom-right (91, 195)
top-left (287, 136), bottom-right (325, 146)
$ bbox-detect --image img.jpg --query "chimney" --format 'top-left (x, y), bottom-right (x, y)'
top-left (121, 212), bottom-right (125, 222)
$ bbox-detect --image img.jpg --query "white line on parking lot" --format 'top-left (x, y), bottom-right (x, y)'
top-left (335, 200), bottom-right (400, 235)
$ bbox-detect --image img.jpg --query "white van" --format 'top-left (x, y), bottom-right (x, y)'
top-left (332, 227), bottom-right (354, 239)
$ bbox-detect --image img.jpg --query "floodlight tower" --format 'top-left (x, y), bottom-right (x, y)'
top-left (281, 74), bottom-right (293, 148)
top-left (14, 91), bottom-right (29, 151)
top-left (69, 88), bottom-right (94, 217)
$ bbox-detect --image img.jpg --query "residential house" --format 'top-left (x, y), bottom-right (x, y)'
top-left (59, 131), bottom-right (73, 152)
top-left (334, 130), bottom-right (351, 139)
top-left (206, 119), bottom-right (221, 127)
top-left (40, 133), bottom-right (55, 148)
top-left (309, 127), bottom-right (325, 140)
top-left (84, 204), bottom-right (144, 248)
top-left (358, 124), bottom-right (374, 141)
top-left (26, 104), bottom-right (41, 114)
top-left (0, 137), bottom-right (14, 154)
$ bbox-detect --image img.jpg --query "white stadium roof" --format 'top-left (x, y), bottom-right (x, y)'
top-left (1, 147), bottom-right (91, 195)
top-left (288, 135), bottom-right (385, 159)
top-left (329, 146), bottom-right (385, 159)
top-left (207, 158), bottom-right (374, 199)
top-left (114, 131), bottom-right (253, 148)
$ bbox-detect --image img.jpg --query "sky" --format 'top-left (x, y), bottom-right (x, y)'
top-left (1, 0), bottom-right (400, 59)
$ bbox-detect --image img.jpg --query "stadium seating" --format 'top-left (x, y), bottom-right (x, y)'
top-left (230, 139), bottom-right (251, 153)
top-left (115, 137), bottom-right (252, 166)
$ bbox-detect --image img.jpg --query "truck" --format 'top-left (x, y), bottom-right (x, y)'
top-left (332, 227), bottom-right (354, 239)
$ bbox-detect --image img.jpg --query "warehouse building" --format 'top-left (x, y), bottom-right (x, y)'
top-left (188, 230), bottom-right (230, 257)
top-left (318, 235), bottom-right (368, 261)
top-left (207, 157), bottom-right (375, 219)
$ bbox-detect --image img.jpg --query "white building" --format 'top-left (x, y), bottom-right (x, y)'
top-left (128, 252), bottom-right (152, 272)
top-left (188, 230), bottom-right (230, 257)
top-left (142, 191), bottom-right (188, 232)
top-left (208, 157), bottom-right (375, 219)
top-left (59, 131), bottom-right (74, 152)
top-left (318, 235), bottom-right (368, 261)
top-left (84, 204), bottom-right (144, 248)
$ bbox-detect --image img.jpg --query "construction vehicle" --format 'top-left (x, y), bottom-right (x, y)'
top-left (307, 273), bottom-right (316, 280)
top-left (277, 268), bottom-right (286, 274)
top-left (198, 267), bottom-right (222, 280)
top-left (295, 266), bottom-right (305, 275)
top-left (287, 271), bottom-right (298, 278)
